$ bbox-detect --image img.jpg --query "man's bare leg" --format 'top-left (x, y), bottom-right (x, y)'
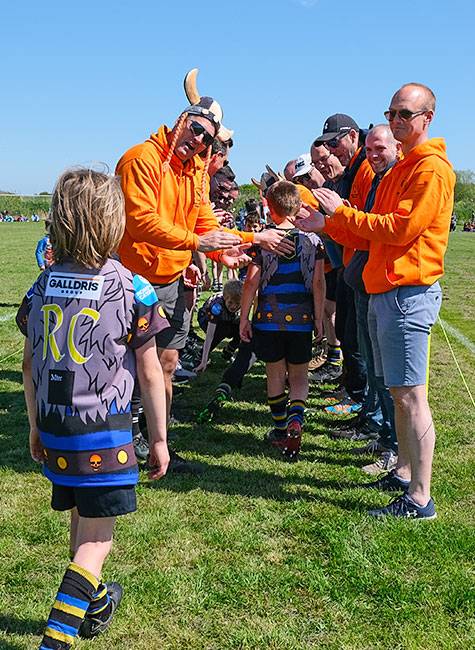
top-left (158, 347), bottom-right (178, 423)
top-left (390, 384), bottom-right (435, 506)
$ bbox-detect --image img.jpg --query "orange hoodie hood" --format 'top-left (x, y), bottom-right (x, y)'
top-left (328, 137), bottom-right (455, 293)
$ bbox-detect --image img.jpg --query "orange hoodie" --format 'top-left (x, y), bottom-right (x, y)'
top-left (342, 150), bottom-right (374, 267)
top-left (116, 125), bottom-right (253, 285)
top-left (325, 138), bottom-right (455, 293)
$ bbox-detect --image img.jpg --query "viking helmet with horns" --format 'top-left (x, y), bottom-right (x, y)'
top-left (251, 165), bottom-right (285, 196)
top-left (184, 68), bottom-right (223, 128)
top-left (184, 68), bottom-right (233, 142)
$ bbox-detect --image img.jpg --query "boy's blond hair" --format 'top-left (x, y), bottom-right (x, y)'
top-left (266, 180), bottom-right (301, 218)
top-left (49, 169), bottom-right (125, 268)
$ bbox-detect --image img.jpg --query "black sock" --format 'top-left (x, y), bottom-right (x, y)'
top-left (268, 393), bottom-right (288, 432)
top-left (39, 562), bottom-right (98, 649)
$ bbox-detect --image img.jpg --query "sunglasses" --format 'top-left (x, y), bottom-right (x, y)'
top-left (189, 120), bottom-right (215, 146)
top-left (384, 109), bottom-right (427, 122)
top-left (325, 130), bottom-right (350, 149)
top-left (295, 172), bottom-right (311, 184)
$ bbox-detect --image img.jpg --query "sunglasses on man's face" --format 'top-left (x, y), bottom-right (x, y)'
top-left (384, 109), bottom-right (427, 122)
top-left (189, 120), bottom-right (215, 146)
top-left (326, 131), bottom-right (350, 149)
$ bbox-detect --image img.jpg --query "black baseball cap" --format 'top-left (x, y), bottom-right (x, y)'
top-left (313, 113), bottom-right (359, 145)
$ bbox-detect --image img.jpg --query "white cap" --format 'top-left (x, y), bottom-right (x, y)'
top-left (293, 153), bottom-right (313, 178)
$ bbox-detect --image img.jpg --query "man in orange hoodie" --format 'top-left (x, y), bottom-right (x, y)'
top-left (299, 83), bottom-right (456, 520)
top-left (116, 71), bottom-right (290, 470)
top-left (311, 114), bottom-right (374, 410)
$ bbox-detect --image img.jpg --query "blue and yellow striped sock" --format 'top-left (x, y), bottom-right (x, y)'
top-left (268, 393), bottom-right (288, 432)
top-left (288, 400), bottom-right (305, 427)
top-left (86, 583), bottom-right (111, 619)
top-left (327, 344), bottom-right (342, 364)
top-left (39, 562), bottom-right (98, 649)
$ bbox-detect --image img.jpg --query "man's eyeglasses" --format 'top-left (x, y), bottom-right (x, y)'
top-left (313, 155), bottom-right (331, 170)
top-left (295, 173), bottom-right (311, 184)
top-left (325, 131), bottom-right (350, 149)
top-left (189, 120), bottom-right (215, 146)
top-left (384, 109), bottom-right (427, 122)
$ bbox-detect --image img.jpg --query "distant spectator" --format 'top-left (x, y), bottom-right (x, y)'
top-left (35, 233), bottom-right (54, 270)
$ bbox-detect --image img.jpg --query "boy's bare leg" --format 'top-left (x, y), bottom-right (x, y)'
top-left (73, 516), bottom-right (116, 579)
top-left (70, 508), bottom-right (79, 557)
top-left (287, 362), bottom-right (309, 402)
top-left (265, 359), bottom-right (287, 396)
top-left (324, 299), bottom-right (338, 346)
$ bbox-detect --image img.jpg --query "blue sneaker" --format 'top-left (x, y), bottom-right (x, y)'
top-left (360, 468), bottom-right (409, 493)
top-left (368, 493), bottom-right (437, 520)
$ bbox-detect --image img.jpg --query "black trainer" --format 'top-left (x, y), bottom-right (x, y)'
top-left (196, 386), bottom-right (232, 424)
top-left (360, 468), bottom-right (409, 492)
top-left (264, 428), bottom-right (287, 447)
top-left (133, 432), bottom-right (149, 462)
top-left (168, 449), bottom-right (204, 474)
top-left (79, 582), bottom-right (123, 639)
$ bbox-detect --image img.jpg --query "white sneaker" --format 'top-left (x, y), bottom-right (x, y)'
top-left (362, 450), bottom-right (398, 476)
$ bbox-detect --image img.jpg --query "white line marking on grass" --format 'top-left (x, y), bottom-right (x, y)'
top-left (0, 313), bottom-right (15, 323)
top-left (438, 318), bottom-right (475, 356)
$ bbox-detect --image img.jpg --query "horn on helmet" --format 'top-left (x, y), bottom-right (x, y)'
top-left (184, 68), bottom-right (201, 105)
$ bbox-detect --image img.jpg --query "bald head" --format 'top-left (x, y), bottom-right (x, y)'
top-left (283, 160), bottom-right (297, 181)
top-left (366, 124), bottom-right (398, 175)
top-left (394, 83), bottom-right (436, 112)
top-left (387, 82), bottom-right (435, 154)
top-left (367, 124), bottom-right (396, 143)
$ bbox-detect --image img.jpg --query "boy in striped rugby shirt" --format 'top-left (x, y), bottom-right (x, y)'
top-left (240, 181), bottom-right (325, 461)
top-left (17, 169), bottom-right (170, 649)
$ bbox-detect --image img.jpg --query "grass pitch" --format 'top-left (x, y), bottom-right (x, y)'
top-left (0, 223), bottom-right (474, 649)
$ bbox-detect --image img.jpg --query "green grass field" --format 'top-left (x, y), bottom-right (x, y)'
top-left (0, 222), bottom-right (474, 650)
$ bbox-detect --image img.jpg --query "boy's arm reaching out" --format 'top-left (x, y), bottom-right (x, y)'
top-left (22, 338), bottom-right (44, 463)
top-left (240, 263), bottom-right (261, 342)
top-left (195, 322), bottom-right (217, 372)
top-left (135, 338), bottom-right (169, 479)
top-left (312, 258), bottom-right (325, 342)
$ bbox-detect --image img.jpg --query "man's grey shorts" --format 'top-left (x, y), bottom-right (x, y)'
top-left (368, 282), bottom-right (442, 387)
top-left (153, 277), bottom-right (191, 350)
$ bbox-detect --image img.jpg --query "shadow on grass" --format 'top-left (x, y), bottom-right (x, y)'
top-left (0, 369), bottom-right (37, 474)
top-left (0, 614), bottom-right (44, 639)
top-left (145, 460), bottom-right (368, 512)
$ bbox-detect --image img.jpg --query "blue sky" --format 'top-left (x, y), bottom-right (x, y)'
top-left (1, 0), bottom-right (474, 193)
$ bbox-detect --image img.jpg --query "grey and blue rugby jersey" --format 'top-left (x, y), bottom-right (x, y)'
top-left (251, 229), bottom-right (324, 332)
top-left (16, 258), bottom-right (169, 487)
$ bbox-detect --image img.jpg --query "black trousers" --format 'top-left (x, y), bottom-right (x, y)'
top-left (335, 269), bottom-right (367, 403)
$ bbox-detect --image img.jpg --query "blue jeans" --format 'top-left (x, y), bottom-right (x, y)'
top-left (354, 290), bottom-right (382, 431)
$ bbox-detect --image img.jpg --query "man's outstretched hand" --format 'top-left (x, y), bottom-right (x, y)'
top-left (295, 205), bottom-right (326, 233)
top-left (254, 229), bottom-right (295, 256)
top-left (312, 188), bottom-right (343, 217)
top-left (221, 243), bottom-right (252, 269)
top-left (198, 229), bottom-right (241, 252)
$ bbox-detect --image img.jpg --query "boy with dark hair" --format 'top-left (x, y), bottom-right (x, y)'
top-left (17, 169), bottom-right (170, 649)
top-left (240, 181), bottom-right (325, 461)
